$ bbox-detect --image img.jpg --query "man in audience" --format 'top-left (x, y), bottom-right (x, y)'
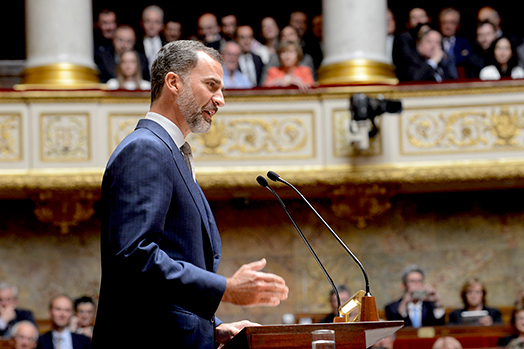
top-left (405, 26), bottom-right (457, 82)
top-left (37, 295), bottom-right (90, 349)
top-left (477, 6), bottom-right (502, 38)
top-left (392, 7), bottom-right (431, 81)
top-left (11, 321), bottom-right (39, 349)
top-left (319, 285), bottom-right (351, 323)
top-left (164, 20), bottom-right (182, 42)
top-left (69, 297), bottom-right (95, 340)
top-left (438, 7), bottom-right (472, 79)
top-left (197, 13), bottom-right (225, 51)
top-left (221, 14), bottom-right (237, 42)
top-left (95, 25), bottom-right (150, 83)
top-left (0, 283), bottom-right (36, 339)
top-left (462, 20), bottom-right (498, 78)
top-left (385, 265), bottom-right (446, 327)
top-left (93, 9), bottom-right (117, 55)
top-left (135, 5), bottom-right (167, 71)
top-left (236, 25), bottom-right (265, 87)
top-left (221, 41), bottom-right (253, 89)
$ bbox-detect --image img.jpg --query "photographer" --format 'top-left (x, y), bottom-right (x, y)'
top-left (385, 265), bottom-right (446, 328)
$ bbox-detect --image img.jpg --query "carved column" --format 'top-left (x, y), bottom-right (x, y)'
top-left (19, 0), bottom-right (100, 89)
top-left (318, 0), bottom-right (397, 85)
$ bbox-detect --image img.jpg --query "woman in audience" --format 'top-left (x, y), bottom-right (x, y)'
top-left (449, 278), bottom-right (502, 326)
top-left (106, 50), bottom-right (151, 90)
top-left (263, 41), bottom-right (314, 93)
top-left (256, 16), bottom-right (280, 64)
top-left (479, 36), bottom-right (524, 80)
top-left (498, 305), bottom-right (524, 347)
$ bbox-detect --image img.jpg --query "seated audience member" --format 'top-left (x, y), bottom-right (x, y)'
top-left (10, 320), bottom-right (39, 349)
top-left (0, 283), bottom-right (36, 339)
top-left (392, 7), bottom-right (431, 81)
top-left (385, 265), bottom-right (445, 328)
top-left (236, 25), bottom-right (265, 87)
top-left (263, 41), bottom-right (315, 93)
top-left (386, 8), bottom-right (398, 65)
top-left (371, 333), bottom-right (395, 349)
top-left (463, 20), bottom-right (498, 78)
top-left (164, 20), bottom-right (182, 42)
top-left (37, 295), bottom-right (90, 349)
top-left (319, 285), bottom-right (351, 323)
top-left (197, 13), bottom-right (225, 51)
top-left (498, 305), bottom-right (524, 347)
top-left (289, 11), bottom-right (323, 70)
top-left (221, 41), bottom-right (253, 89)
top-left (480, 36), bottom-right (524, 80)
top-left (262, 25), bottom-right (316, 83)
top-left (257, 17), bottom-right (280, 64)
top-left (135, 5), bottom-right (167, 71)
top-left (438, 7), bottom-right (472, 79)
top-left (93, 9), bottom-right (117, 55)
top-left (106, 50), bottom-right (151, 90)
top-left (405, 26), bottom-right (457, 82)
top-left (69, 296), bottom-right (96, 340)
top-left (95, 25), bottom-right (150, 83)
top-left (432, 336), bottom-right (463, 349)
top-left (220, 14), bottom-right (237, 42)
top-left (448, 277), bottom-right (502, 326)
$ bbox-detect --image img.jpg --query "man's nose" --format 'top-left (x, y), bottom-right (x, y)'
top-left (212, 91), bottom-right (225, 108)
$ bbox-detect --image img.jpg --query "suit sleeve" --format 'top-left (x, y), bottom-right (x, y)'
top-left (104, 136), bottom-right (226, 319)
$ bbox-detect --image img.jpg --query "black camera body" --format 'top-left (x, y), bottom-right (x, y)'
top-left (350, 93), bottom-right (402, 122)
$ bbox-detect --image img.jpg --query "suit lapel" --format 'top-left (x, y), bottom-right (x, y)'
top-left (135, 119), bottom-right (213, 240)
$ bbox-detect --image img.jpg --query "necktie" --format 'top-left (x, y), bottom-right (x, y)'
top-left (55, 336), bottom-right (62, 349)
top-left (180, 142), bottom-right (195, 181)
top-left (411, 305), bottom-right (421, 328)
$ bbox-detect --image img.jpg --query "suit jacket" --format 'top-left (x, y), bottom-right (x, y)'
top-left (239, 52), bottom-right (265, 86)
top-left (0, 308), bottom-right (36, 337)
top-left (405, 52), bottom-right (458, 82)
top-left (92, 119), bottom-right (226, 349)
top-left (385, 298), bottom-right (446, 327)
top-left (94, 46), bottom-right (150, 83)
top-left (134, 34), bottom-right (168, 68)
top-left (36, 331), bottom-right (91, 349)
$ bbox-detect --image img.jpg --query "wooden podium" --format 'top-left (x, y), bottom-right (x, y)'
top-left (223, 320), bottom-right (404, 349)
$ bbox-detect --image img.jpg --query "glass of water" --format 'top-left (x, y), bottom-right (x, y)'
top-left (311, 329), bottom-right (335, 349)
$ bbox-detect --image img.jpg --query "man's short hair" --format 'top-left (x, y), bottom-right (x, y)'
top-left (11, 320), bottom-right (39, 341)
top-left (401, 264), bottom-right (425, 285)
top-left (0, 282), bottom-right (18, 298)
top-left (150, 40), bottom-right (223, 104)
top-left (74, 296), bottom-right (95, 311)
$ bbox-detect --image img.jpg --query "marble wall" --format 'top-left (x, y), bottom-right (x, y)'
top-left (0, 187), bottom-right (523, 324)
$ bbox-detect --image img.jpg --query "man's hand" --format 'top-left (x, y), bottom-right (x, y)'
top-left (222, 258), bottom-right (289, 307)
top-left (216, 320), bottom-right (260, 348)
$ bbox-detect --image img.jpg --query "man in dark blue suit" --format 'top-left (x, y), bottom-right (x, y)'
top-left (92, 40), bottom-right (288, 349)
top-left (385, 265), bottom-right (445, 328)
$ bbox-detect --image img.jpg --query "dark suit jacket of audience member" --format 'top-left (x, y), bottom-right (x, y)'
top-left (36, 331), bottom-right (91, 349)
top-left (0, 308), bottom-right (36, 337)
top-left (392, 29), bottom-right (421, 82)
top-left (405, 51), bottom-right (458, 82)
top-left (94, 45), bottom-right (151, 83)
top-left (239, 52), bottom-right (265, 86)
top-left (448, 306), bottom-right (502, 325)
top-left (385, 298), bottom-right (446, 327)
top-left (134, 34), bottom-right (168, 67)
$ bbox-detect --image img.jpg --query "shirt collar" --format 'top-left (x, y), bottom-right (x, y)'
top-left (145, 112), bottom-right (185, 149)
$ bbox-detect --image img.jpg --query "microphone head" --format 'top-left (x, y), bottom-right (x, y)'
top-left (267, 171), bottom-right (280, 182)
top-left (256, 175), bottom-right (269, 187)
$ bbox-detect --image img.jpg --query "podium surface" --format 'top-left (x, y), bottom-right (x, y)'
top-left (223, 320), bottom-right (404, 349)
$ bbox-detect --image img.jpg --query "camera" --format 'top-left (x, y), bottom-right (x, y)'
top-left (412, 290), bottom-right (428, 300)
top-left (350, 93), bottom-right (402, 122)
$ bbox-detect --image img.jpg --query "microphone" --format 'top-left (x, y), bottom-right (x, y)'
top-left (266, 171), bottom-right (379, 322)
top-left (256, 175), bottom-right (342, 316)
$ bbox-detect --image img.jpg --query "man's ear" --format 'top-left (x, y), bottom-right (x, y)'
top-left (165, 72), bottom-right (182, 95)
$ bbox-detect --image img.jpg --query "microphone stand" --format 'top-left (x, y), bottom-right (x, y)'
top-left (267, 171), bottom-right (379, 322)
top-left (256, 176), bottom-right (343, 318)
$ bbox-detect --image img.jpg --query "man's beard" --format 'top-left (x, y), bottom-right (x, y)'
top-left (178, 84), bottom-right (212, 134)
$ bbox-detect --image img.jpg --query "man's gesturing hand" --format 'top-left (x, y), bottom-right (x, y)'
top-left (222, 258), bottom-right (289, 307)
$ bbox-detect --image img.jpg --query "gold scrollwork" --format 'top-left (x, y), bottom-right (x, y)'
top-left (0, 114), bottom-right (21, 161)
top-left (405, 106), bottom-right (524, 152)
top-left (41, 113), bottom-right (90, 161)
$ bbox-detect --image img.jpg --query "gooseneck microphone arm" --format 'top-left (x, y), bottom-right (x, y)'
top-left (267, 171), bottom-right (371, 295)
top-left (256, 175), bottom-right (341, 312)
